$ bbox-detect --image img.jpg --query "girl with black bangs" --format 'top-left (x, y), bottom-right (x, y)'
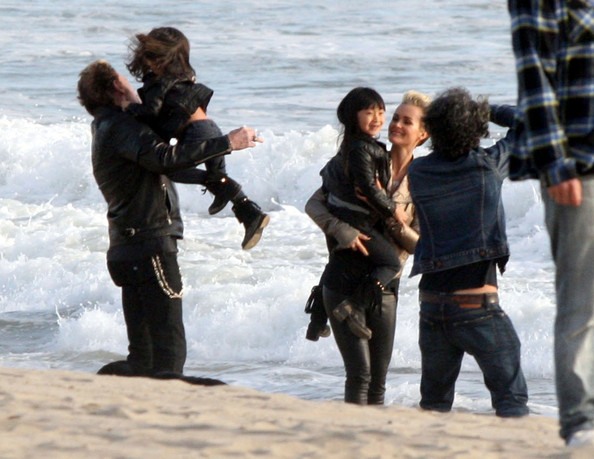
top-left (318, 87), bottom-right (402, 340)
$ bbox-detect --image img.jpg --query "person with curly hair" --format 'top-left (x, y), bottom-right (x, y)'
top-left (407, 87), bottom-right (529, 417)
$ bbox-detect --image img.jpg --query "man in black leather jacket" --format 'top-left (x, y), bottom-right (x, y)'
top-left (77, 60), bottom-right (259, 377)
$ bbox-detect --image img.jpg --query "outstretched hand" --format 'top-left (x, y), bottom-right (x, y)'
top-left (228, 127), bottom-right (264, 151)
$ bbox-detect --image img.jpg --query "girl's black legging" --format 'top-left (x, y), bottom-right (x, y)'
top-left (328, 205), bottom-right (402, 288)
top-left (184, 119), bottom-right (227, 176)
top-left (361, 226), bottom-right (402, 287)
top-left (323, 282), bottom-right (398, 405)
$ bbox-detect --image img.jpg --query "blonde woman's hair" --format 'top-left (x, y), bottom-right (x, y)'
top-left (400, 90), bottom-right (432, 146)
top-left (401, 90), bottom-right (432, 111)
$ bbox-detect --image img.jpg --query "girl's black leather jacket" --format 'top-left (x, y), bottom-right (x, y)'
top-left (127, 73), bottom-right (213, 140)
top-left (320, 137), bottom-right (395, 228)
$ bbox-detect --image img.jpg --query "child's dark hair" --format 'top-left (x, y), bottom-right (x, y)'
top-left (423, 87), bottom-right (490, 159)
top-left (126, 27), bottom-right (195, 81)
top-left (337, 87), bottom-right (385, 150)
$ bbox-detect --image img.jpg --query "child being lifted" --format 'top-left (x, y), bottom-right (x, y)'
top-left (126, 27), bottom-right (269, 250)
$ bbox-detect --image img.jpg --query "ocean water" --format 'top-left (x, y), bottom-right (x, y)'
top-left (0, 1), bottom-right (557, 417)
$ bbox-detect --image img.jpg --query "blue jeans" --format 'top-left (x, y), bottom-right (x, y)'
top-left (419, 298), bottom-right (528, 417)
top-left (543, 175), bottom-right (594, 440)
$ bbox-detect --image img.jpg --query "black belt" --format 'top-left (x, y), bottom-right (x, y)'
top-left (419, 291), bottom-right (499, 308)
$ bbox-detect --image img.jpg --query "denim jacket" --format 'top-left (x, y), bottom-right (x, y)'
top-left (408, 105), bottom-right (517, 276)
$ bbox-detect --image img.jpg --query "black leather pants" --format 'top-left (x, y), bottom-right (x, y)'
top-left (323, 283), bottom-right (398, 405)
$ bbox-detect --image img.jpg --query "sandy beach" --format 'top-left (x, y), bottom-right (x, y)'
top-left (1, 366), bottom-right (590, 458)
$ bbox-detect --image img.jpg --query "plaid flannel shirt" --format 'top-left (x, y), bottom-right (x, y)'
top-left (508, 0), bottom-right (594, 185)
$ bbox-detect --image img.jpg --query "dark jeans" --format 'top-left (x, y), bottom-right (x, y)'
top-left (184, 119), bottom-right (227, 176)
top-left (324, 283), bottom-right (398, 405)
top-left (361, 226), bottom-right (402, 287)
top-left (419, 298), bottom-right (528, 417)
top-left (107, 252), bottom-right (187, 375)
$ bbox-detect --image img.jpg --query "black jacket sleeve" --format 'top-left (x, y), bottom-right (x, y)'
top-left (347, 143), bottom-right (396, 219)
top-left (167, 168), bottom-right (209, 184)
top-left (108, 111), bottom-right (232, 174)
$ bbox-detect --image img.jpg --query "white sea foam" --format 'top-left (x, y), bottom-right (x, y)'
top-left (0, 114), bottom-right (555, 413)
